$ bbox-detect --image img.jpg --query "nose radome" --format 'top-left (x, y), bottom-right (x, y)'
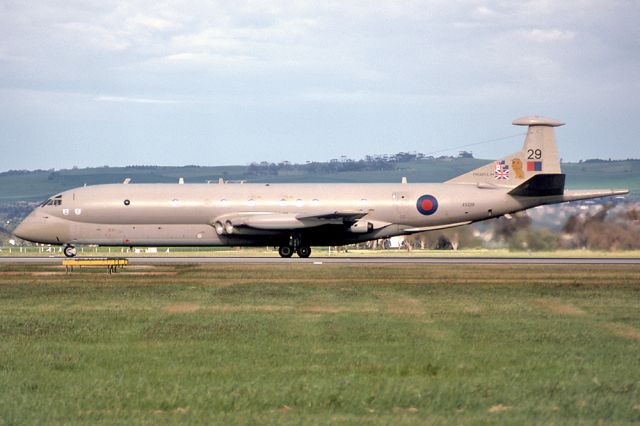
top-left (14, 211), bottom-right (70, 245)
top-left (13, 210), bottom-right (54, 243)
top-left (13, 215), bottom-right (39, 242)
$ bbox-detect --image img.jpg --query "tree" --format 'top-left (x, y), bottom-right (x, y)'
top-left (509, 228), bottom-right (558, 251)
top-left (493, 212), bottom-right (532, 241)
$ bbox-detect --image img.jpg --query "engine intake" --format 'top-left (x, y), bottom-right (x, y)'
top-left (349, 220), bottom-right (373, 233)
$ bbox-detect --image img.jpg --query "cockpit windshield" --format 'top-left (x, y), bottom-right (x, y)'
top-left (40, 194), bottom-right (63, 207)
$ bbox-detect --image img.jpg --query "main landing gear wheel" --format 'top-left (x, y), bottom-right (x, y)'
top-left (63, 245), bottom-right (77, 258)
top-left (278, 245), bottom-right (294, 258)
top-left (296, 246), bottom-right (311, 258)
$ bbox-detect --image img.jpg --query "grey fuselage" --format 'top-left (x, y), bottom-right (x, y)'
top-left (15, 182), bottom-right (549, 247)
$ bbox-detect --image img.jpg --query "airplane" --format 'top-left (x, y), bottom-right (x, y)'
top-left (14, 116), bottom-right (629, 258)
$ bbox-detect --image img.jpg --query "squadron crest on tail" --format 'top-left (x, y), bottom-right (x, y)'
top-left (511, 158), bottom-right (525, 179)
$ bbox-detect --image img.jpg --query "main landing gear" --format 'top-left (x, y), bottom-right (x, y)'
top-left (63, 245), bottom-right (77, 258)
top-left (278, 245), bottom-right (294, 258)
top-left (278, 234), bottom-right (311, 258)
top-left (278, 245), bottom-right (312, 258)
top-left (296, 246), bottom-right (311, 258)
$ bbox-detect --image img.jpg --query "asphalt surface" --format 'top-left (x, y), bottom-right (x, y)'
top-left (1, 256), bottom-right (639, 265)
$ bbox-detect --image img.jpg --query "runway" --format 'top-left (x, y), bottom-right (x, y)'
top-left (1, 256), bottom-right (639, 265)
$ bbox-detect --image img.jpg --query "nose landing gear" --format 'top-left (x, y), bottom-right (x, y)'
top-left (63, 245), bottom-right (77, 258)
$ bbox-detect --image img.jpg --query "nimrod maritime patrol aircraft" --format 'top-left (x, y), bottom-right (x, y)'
top-left (14, 117), bottom-right (628, 258)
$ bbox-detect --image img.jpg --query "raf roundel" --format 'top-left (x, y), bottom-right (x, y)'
top-left (416, 194), bottom-right (438, 216)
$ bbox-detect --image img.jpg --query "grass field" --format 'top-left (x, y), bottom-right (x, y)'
top-left (1, 263), bottom-right (639, 424)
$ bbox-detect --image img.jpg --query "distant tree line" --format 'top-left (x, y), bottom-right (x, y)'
top-left (579, 158), bottom-right (640, 163)
top-left (246, 151), bottom-right (475, 176)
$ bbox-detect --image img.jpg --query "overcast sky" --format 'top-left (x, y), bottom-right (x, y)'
top-left (1, 0), bottom-right (638, 171)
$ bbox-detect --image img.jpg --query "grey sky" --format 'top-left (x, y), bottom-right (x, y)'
top-left (1, 0), bottom-right (638, 171)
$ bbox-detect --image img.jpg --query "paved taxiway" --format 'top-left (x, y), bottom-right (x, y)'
top-left (0, 256), bottom-right (639, 265)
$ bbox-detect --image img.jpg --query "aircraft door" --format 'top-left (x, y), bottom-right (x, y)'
top-left (392, 192), bottom-right (410, 219)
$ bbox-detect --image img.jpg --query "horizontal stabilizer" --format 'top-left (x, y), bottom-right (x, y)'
top-left (560, 189), bottom-right (629, 202)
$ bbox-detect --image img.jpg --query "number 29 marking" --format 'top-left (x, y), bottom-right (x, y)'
top-left (527, 149), bottom-right (542, 160)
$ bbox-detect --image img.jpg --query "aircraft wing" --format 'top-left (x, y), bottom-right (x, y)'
top-left (213, 211), bottom-right (370, 232)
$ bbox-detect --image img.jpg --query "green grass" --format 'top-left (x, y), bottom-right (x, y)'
top-left (1, 264), bottom-right (639, 424)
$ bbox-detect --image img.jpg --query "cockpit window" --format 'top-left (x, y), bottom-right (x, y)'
top-left (40, 194), bottom-right (63, 207)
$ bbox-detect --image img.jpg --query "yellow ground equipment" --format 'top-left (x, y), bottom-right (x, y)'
top-left (63, 258), bottom-right (129, 274)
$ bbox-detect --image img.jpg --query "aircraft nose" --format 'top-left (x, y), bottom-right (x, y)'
top-left (13, 212), bottom-right (51, 243)
top-left (14, 211), bottom-right (71, 244)
top-left (13, 214), bottom-right (41, 243)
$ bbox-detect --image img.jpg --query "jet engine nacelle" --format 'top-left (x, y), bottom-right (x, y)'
top-left (213, 220), bottom-right (234, 235)
top-left (349, 220), bottom-right (373, 233)
top-left (214, 221), bottom-right (225, 235)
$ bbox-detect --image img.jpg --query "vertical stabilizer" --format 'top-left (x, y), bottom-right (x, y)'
top-left (446, 116), bottom-right (564, 186)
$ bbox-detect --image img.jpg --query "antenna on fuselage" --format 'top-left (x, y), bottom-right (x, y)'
top-left (123, 178), bottom-right (131, 184)
top-left (179, 177), bottom-right (184, 184)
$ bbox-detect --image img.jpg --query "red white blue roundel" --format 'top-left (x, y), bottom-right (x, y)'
top-left (416, 194), bottom-right (438, 215)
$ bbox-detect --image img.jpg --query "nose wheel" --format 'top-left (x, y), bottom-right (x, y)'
top-left (63, 245), bottom-right (77, 258)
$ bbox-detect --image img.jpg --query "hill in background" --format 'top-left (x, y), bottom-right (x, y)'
top-left (0, 158), bottom-right (637, 204)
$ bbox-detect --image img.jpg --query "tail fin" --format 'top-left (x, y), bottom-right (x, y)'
top-left (446, 116), bottom-right (564, 187)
